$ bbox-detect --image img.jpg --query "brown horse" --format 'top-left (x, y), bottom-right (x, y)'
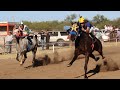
top-left (67, 30), bottom-right (105, 79)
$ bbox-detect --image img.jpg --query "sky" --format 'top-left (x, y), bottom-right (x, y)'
top-left (0, 11), bottom-right (120, 22)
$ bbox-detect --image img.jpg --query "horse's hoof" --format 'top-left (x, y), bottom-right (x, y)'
top-left (102, 57), bottom-right (105, 59)
top-left (16, 58), bottom-right (19, 62)
top-left (95, 57), bottom-right (100, 61)
top-left (67, 64), bottom-right (72, 67)
top-left (103, 61), bottom-right (107, 65)
top-left (20, 62), bottom-right (23, 65)
top-left (84, 76), bottom-right (88, 79)
top-left (20, 64), bottom-right (23, 66)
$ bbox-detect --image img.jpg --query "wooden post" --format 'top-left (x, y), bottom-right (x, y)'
top-left (116, 38), bottom-right (117, 46)
top-left (53, 44), bottom-right (54, 53)
top-left (7, 23), bottom-right (9, 35)
top-left (46, 32), bottom-right (50, 50)
top-left (3, 37), bottom-right (5, 54)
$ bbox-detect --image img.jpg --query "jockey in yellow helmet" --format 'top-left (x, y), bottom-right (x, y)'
top-left (78, 16), bottom-right (96, 49)
top-left (78, 16), bottom-right (85, 24)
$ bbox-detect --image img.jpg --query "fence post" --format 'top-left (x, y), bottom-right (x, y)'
top-left (53, 44), bottom-right (54, 53)
top-left (116, 38), bottom-right (118, 46)
top-left (3, 37), bottom-right (5, 54)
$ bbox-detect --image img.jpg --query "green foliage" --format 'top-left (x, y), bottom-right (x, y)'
top-left (23, 20), bottom-right (71, 32)
top-left (22, 14), bottom-right (120, 32)
top-left (64, 14), bottom-right (77, 22)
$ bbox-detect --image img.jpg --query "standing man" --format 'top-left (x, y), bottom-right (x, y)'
top-left (45, 31), bottom-right (50, 50)
top-left (5, 31), bottom-right (13, 53)
top-left (40, 30), bottom-right (46, 50)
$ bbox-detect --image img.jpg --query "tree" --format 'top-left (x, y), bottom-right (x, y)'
top-left (64, 14), bottom-right (77, 22)
top-left (93, 14), bottom-right (109, 24)
top-left (71, 14), bottom-right (77, 20)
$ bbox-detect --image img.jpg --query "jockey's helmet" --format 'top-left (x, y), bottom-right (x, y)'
top-left (20, 21), bottom-right (23, 25)
top-left (78, 16), bottom-right (85, 23)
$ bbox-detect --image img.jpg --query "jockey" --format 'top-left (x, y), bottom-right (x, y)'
top-left (16, 21), bottom-right (32, 45)
top-left (78, 16), bottom-right (96, 48)
top-left (71, 22), bottom-right (79, 32)
top-left (70, 22), bottom-right (78, 35)
top-left (68, 22), bottom-right (78, 40)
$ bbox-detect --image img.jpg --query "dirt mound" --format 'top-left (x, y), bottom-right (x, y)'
top-left (34, 47), bottom-right (75, 67)
top-left (96, 57), bottom-right (119, 72)
top-left (52, 47), bottom-right (74, 63)
top-left (25, 55), bottom-right (51, 68)
top-left (34, 55), bottom-right (51, 66)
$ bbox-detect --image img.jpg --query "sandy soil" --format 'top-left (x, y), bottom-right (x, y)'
top-left (0, 43), bottom-right (120, 79)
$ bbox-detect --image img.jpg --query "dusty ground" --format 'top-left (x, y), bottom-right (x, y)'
top-left (0, 42), bottom-right (120, 79)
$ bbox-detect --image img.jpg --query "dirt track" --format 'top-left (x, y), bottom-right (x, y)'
top-left (0, 43), bottom-right (120, 79)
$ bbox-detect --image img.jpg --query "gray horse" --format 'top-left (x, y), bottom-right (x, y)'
top-left (15, 35), bottom-right (38, 66)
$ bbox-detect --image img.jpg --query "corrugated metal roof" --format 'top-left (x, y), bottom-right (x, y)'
top-left (0, 22), bottom-right (19, 24)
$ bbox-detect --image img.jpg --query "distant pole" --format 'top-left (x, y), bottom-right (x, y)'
top-left (116, 38), bottom-right (118, 46)
top-left (46, 32), bottom-right (50, 50)
top-left (3, 37), bottom-right (5, 54)
top-left (12, 16), bottom-right (15, 22)
top-left (53, 44), bottom-right (54, 53)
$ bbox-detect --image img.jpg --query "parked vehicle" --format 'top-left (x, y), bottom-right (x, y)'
top-left (101, 29), bottom-right (110, 42)
top-left (94, 29), bottom-right (110, 42)
top-left (94, 30), bottom-right (102, 40)
top-left (48, 31), bottom-right (69, 46)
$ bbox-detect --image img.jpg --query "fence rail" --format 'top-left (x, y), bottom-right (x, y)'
top-left (0, 38), bottom-right (120, 54)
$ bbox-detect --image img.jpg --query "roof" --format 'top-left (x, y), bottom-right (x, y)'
top-left (0, 22), bottom-right (19, 24)
top-left (0, 22), bottom-right (19, 26)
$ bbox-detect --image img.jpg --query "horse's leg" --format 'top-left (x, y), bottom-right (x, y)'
top-left (20, 53), bottom-right (24, 65)
top-left (67, 48), bottom-right (80, 67)
top-left (98, 48), bottom-right (105, 59)
top-left (24, 53), bottom-right (27, 58)
top-left (16, 53), bottom-right (19, 61)
top-left (32, 47), bottom-right (37, 66)
top-left (84, 53), bottom-right (89, 79)
top-left (89, 53), bottom-right (100, 61)
top-left (22, 53), bottom-right (27, 64)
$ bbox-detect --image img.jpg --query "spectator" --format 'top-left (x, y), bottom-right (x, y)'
top-left (5, 31), bottom-right (13, 53)
top-left (45, 31), bottom-right (50, 50)
top-left (104, 25), bottom-right (108, 31)
top-left (40, 30), bottom-right (46, 50)
top-left (116, 29), bottom-right (120, 40)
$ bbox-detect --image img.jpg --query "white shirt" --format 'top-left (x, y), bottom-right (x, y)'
top-left (5, 35), bottom-right (13, 42)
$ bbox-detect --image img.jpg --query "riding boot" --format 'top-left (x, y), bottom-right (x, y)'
top-left (90, 33), bottom-right (96, 44)
top-left (90, 33), bottom-right (96, 49)
top-left (78, 28), bottom-right (82, 36)
top-left (27, 36), bottom-right (32, 45)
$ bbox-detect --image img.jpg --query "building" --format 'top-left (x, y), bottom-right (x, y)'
top-left (0, 22), bottom-right (19, 45)
top-left (0, 22), bottom-right (19, 36)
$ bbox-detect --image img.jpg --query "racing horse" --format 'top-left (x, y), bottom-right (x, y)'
top-left (15, 34), bottom-right (38, 66)
top-left (67, 25), bottom-right (105, 79)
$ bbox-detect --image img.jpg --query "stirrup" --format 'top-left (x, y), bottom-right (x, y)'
top-left (29, 42), bottom-right (32, 45)
top-left (78, 34), bottom-right (81, 36)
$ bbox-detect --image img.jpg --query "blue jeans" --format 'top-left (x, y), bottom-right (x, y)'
top-left (6, 41), bottom-right (12, 53)
top-left (41, 39), bottom-right (45, 50)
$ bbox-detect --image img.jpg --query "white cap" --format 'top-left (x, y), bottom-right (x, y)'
top-left (20, 21), bottom-right (23, 24)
